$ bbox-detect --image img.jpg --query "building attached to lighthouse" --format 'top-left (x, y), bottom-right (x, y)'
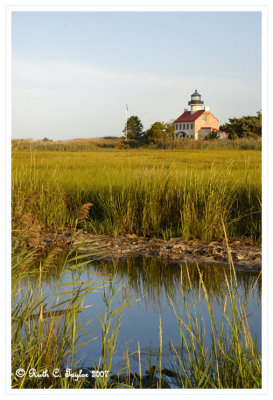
top-left (174, 90), bottom-right (228, 140)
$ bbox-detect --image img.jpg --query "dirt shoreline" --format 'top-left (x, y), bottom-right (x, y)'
top-left (74, 233), bottom-right (261, 272)
top-left (19, 228), bottom-right (261, 272)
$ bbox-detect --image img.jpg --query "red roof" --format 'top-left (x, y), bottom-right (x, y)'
top-left (174, 110), bottom-right (219, 123)
top-left (174, 110), bottom-right (204, 123)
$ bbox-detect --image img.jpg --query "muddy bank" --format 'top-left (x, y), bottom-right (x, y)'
top-left (18, 227), bottom-right (261, 272)
top-left (73, 233), bottom-right (261, 272)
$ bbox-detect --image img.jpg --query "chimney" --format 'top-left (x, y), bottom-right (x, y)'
top-left (184, 108), bottom-right (188, 112)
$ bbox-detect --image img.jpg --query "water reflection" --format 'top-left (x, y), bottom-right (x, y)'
top-left (89, 257), bottom-right (261, 308)
top-left (15, 255), bottom-right (261, 372)
top-left (20, 256), bottom-right (261, 311)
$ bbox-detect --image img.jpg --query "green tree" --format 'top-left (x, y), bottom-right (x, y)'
top-left (164, 121), bottom-right (175, 140)
top-left (219, 111), bottom-right (261, 139)
top-left (123, 116), bottom-right (143, 141)
top-left (205, 130), bottom-right (219, 140)
top-left (228, 132), bottom-right (239, 140)
top-left (146, 121), bottom-right (173, 143)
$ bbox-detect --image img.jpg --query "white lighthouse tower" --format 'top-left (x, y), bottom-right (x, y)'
top-left (188, 90), bottom-right (204, 114)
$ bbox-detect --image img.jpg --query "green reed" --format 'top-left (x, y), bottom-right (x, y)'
top-left (94, 280), bottom-right (138, 388)
top-left (11, 238), bottom-right (138, 389)
top-left (12, 149), bottom-right (261, 242)
top-left (115, 258), bottom-right (261, 389)
top-left (11, 240), bottom-right (261, 389)
top-left (164, 232), bottom-right (262, 389)
top-left (95, 234), bottom-right (261, 389)
top-left (11, 243), bottom-right (103, 389)
top-left (12, 137), bottom-right (261, 151)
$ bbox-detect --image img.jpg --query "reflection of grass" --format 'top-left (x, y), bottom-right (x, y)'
top-left (98, 254), bottom-right (261, 388)
top-left (12, 241), bottom-right (261, 389)
top-left (12, 148), bottom-right (261, 241)
top-left (90, 257), bottom-right (261, 309)
top-left (11, 245), bottom-right (103, 389)
top-left (166, 255), bottom-right (261, 388)
top-left (94, 280), bottom-right (138, 389)
top-left (23, 253), bottom-right (261, 311)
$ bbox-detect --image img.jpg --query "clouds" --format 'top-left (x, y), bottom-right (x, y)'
top-left (12, 57), bottom-right (261, 140)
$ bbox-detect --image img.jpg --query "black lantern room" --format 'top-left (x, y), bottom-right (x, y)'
top-left (188, 90), bottom-right (204, 107)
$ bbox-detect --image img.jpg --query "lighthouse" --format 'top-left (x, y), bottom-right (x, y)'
top-left (188, 90), bottom-right (204, 114)
top-left (173, 90), bottom-right (228, 140)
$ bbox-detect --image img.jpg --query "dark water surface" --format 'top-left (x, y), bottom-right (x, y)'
top-left (21, 257), bottom-right (262, 374)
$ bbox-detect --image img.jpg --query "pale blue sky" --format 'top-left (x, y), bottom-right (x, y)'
top-left (12, 11), bottom-right (261, 140)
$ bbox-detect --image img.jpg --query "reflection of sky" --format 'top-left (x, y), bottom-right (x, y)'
top-left (16, 259), bottom-right (261, 373)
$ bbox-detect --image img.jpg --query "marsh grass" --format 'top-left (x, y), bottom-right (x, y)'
top-left (12, 137), bottom-right (261, 151)
top-left (11, 243), bottom-right (104, 389)
top-left (94, 280), bottom-right (138, 388)
top-left (12, 149), bottom-right (261, 241)
top-left (119, 256), bottom-right (261, 389)
top-left (93, 233), bottom-right (261, 389)
top-left (11, 238), bottom-right (139, 389)
top-left (11, 240), bottom-right (261, 389)
top-left (164, 230), bottom-right (262, 389)
top-left (165, 269), bottom-right (261, 388)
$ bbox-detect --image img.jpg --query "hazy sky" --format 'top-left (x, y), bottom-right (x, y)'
top-left (12, 11), bottom-right (261, 140)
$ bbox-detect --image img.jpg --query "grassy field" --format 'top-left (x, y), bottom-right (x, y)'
top-left (12, 137), bottom-right (262, 151)
top-left (11, 143), bottom-right (262, 388)
top-left (12, 147), bottom-right (261, 242)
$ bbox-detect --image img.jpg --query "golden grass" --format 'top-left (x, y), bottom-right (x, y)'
top-left (12, 148), bottom-right (261, 241)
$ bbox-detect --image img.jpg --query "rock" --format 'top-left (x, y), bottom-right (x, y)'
top-left (126, 234), bottom-right (138, 239)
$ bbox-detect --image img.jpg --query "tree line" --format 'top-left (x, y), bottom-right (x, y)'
top-left (123, 116), bottom-right (174, 144)
top-left (219, 111), bottom-right (261, 139)
top-left (123, 111), bottom-right (262, 143)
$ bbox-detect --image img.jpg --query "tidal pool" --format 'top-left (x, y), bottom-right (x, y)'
top-left (17, 256), bottom-right (262, 379)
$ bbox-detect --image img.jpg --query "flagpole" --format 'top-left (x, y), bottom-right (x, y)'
top-left (125, 103), bottom-right (128, 139)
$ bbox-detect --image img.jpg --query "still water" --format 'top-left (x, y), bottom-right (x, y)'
top-left (21, 256), bottom-right (262, 374)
